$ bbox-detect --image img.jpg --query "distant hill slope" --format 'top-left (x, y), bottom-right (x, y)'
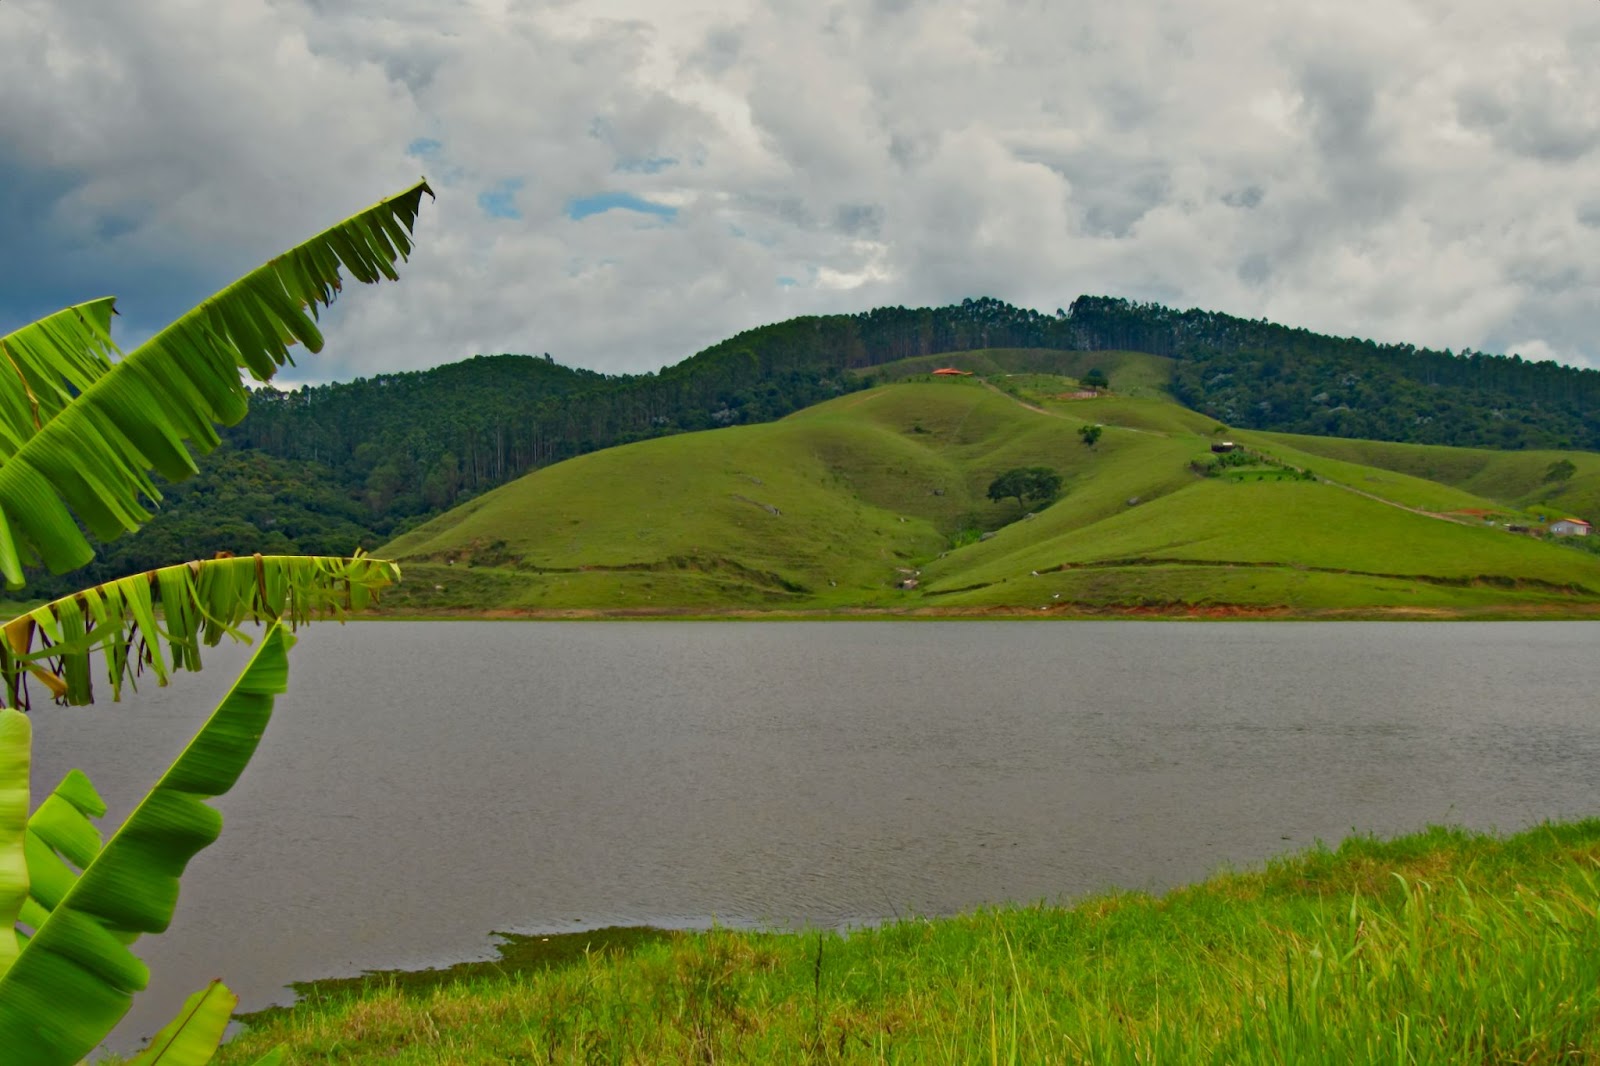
top-left (382, 372), bottom-right (1600, 617)
top-left (29, 297), bottom-right (1600, 599)
top-left (1244, 434), bottom-right (1600, 526)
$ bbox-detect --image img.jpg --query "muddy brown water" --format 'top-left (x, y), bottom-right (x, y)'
top-left (25, 621), bottom-right (1600, 1055)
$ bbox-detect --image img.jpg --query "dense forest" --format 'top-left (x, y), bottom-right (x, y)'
top-left (28, 295), bottom-right (1600, 595)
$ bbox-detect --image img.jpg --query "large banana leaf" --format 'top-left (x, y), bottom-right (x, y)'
top-left (0, 623), bottom-right (293, 1065)
top-left (0, 552), bottom-right (398, 709)
top-left (0, 180), bottom-right (432, 587)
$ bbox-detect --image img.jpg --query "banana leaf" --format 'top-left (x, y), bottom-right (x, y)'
top-left (126, 979), bottom-right (236, 1066)
top-left (18, 769), bottom-right (107, 938)
top-left (0, 553), bottom-right (398, 708)
top-left (0, 623), bottom-right (293, 1065)
top-left (0, 710), bottom-right (28, 973)
top-left (0, 180), bottom-right (432, 587)
top-left (0, 300), bottom-right (120, 458)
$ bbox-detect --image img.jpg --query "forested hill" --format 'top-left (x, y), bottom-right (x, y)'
top-left (242, 297), bottom-right (1600, 494)
top-left (30, 295), bottom-right (1600, 595)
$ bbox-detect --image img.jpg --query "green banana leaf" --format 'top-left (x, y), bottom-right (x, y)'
top-left (0, 180), bottom-right (432, 587)
top-left (0, 710), bottom-right (29, 974)
top-left (0, 552), bottom-right (399, 708)
top-left (126, 979), bottom-right (236, 1066)
top-left (0, 623), bottom-right (293, 1065)
top-left (0, 300), bottom-right (121, 457)
top-left (19, 769), bottom-right (107, 938)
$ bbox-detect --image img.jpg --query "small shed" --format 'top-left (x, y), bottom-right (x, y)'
top-left (931, 368), bottom-right (973, 376)
top-left (1210, 441), bottom-right (1238, 453)
top-left (1549, 518), bottom-right (1591, 537)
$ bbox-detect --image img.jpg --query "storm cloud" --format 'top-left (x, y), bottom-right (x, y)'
top-left (2, 0), bottom-right (1597, 380)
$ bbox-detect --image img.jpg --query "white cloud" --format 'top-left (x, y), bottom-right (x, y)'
top-left (2, 0), bottom-right (1598, 380)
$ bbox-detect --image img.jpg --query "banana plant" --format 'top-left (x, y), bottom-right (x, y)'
top-left (0, 179), bottom-right (431, 584)
top-left (0, 179), bottom-right (433, 1062)
top-left (0, 626), bottom-right (294, 1064)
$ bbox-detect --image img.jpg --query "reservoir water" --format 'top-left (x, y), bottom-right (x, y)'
top-left (27, 621), bottom-right (1600, 1052)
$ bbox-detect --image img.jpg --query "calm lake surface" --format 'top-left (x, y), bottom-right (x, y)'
top-left (29, 621), bottom-right (1600, 1052)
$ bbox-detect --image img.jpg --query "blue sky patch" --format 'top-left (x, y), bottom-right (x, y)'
top-left (614, 156), bottom-right (678, 174)
top-left (406, 137), bottom-right (443, 160)
top-left (567, 192), bottom-right (677, 222)
top-left (478, 179), bottom-right (524, 220)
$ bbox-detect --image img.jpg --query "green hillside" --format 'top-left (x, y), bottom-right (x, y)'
top-left (380, 362), bottom-right (1600, 617)
top-left (1249, 432), bottom-right (1600, 525)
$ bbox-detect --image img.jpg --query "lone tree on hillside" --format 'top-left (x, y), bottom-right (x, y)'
top-left (1545, 459), bottom-right (1577, 484)
top-left (1081, 367), bottom-right (1109, 391)
top-left (987, 466), bottom-right (1063, 513)
top-left (1078, 423), bottom-right (1103, 448)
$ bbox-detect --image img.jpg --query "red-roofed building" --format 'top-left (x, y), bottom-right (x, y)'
top-left (931, 368), bottom-right (973, 376)
top-left (1549, 518), bottom-right (1591, 536)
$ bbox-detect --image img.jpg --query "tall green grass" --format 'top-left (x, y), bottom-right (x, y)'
top-left (210, 821), bottom-right (1600, 1063)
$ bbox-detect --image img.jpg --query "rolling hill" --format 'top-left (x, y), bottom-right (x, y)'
top-left (380, 356), bottom-right (1600, 618)
top-left (35, 294), bottom-right (1600, 606)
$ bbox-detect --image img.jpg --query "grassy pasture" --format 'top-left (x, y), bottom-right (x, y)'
top-left (1256, 432), bottom-right (1600, 521)
top-left (924, 478), bottom-right (1600, 605)
top-left (381, 374), bottom-right (1600, 616)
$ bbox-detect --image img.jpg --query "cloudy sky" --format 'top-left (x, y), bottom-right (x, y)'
top-left (3, 0), bottom-right (1598, 383)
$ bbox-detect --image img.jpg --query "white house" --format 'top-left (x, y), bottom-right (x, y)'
top-left (1549, 518), bottom-right (1591, 537)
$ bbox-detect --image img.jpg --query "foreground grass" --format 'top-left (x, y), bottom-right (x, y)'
top-left (213, 821), bottom-right (1600, 1064)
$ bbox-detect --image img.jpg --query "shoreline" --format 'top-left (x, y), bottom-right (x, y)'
top-left (207, 819), bottom-right (1600, 1064)
top-left (354, 601), bottom-right (1600, 622)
